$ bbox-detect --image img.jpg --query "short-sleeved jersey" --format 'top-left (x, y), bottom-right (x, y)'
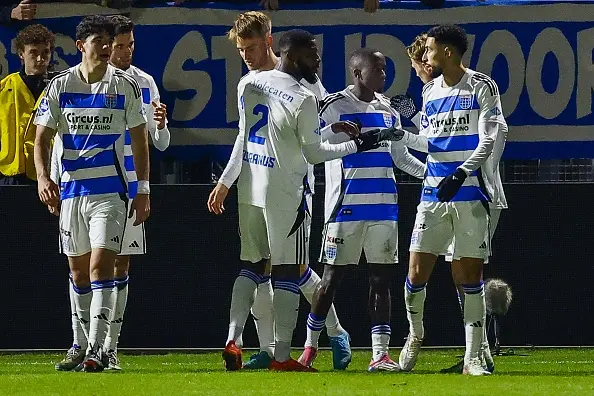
top-left (237, 69), bottom-right (321, 209)
top-left (34, 64), bottom-right (146, 200)
top-left (319, 86), bottom-right (402, 223)
top-left (123, 64), bottom-right (162, 198)
top-left (420, 68), bottom-right (505, 204)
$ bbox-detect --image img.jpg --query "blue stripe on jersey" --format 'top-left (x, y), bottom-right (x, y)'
top-left (124, 156), bottom-right (135, 172)
top-left (129, 180), bottom-right (138, 199)
top-left (124, 130), bottom-right (132, 145)
top-left (61, 176), bottom-right (125, 200)
top-left (62, 134), bottom-right (120, 151)
top-left (334, 204), bottom-right (398, 222)
top-left (426, 161), bottom-right (478, 178)
top-left (421, 186), bottom-right (488, 202)
top-left (428, 134), bottom-right (479, 153)
top-left (344, 178), bottom-right (397, 195)
top-left (424, 95), bottom-right (479, 117)
top-left (61, 150), bottom-right (114, 172)
top-left (343, 152), bottom-right (392, 168)
top-left (59, 93), bottom-right (125, 110)
top-left (339, 112), bottom-right (395, 128)
top-left (141, 88), bottom-right (151, 105)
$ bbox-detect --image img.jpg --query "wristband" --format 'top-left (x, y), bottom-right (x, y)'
top-left (137, 180), bottom-right (150, 195)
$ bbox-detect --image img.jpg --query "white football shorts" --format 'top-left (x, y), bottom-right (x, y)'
top-left (59, 193), bottom-right (127, 257)
top-left (320, 220), bottom-right (398, 265)
top-left (445, 208), bottom-right (502, 263)
top-left (238, 198), bottom-right (311, 266)
top-left (409, 200), bottom-right (489, 261)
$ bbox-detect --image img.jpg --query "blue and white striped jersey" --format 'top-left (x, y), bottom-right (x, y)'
top-left (319, 86), bottom-right (425, 223)
top-left (35, 64), bottom-right (147, 200)
top-left (420, 69), bottom-right (506, 204)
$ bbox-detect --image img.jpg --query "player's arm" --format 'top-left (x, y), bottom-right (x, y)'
top-left (125, 79), bottom-right (150, 225)
top-left (33, 88), bottom-right (59, 208)
top-left (458, 81), bottom-right (505, 175)
top-left (298, 95), bottom-right (386, 164)
top-left (390, 141), bottom-right (425, 179)
top-left (318, 101), bottom-right (358, 144)
top-left (208, 82), bottom-right (247, 215)
top-left (147, 76), bottom-right (170, 151)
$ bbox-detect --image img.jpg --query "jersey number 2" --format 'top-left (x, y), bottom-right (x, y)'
top-left (248, 104), bottom-right (269, 145)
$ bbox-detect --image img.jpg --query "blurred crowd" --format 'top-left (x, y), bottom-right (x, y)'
top-left (1, 0), bottom-right (384, 24)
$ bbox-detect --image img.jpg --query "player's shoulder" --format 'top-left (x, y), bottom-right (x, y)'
top-left (467, 69), bottom-right (499, 96)
top-left (300, 75), bottom-right (327, 101)
top-left (45, 67), bottom-right (76, 93)
top-left (237, 70), bottom-right (256, 90)
top-left (114, 66), bottom-right (142, 98)
top-left (126, 65), bottom-right (154, 88)
top-left (319, 90), bottom-right (348, 115)
top-left (421, 78), bottom-right (437, 98)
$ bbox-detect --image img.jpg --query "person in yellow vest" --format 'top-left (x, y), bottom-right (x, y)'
top-left (0, 23), bottom-right (55, 185)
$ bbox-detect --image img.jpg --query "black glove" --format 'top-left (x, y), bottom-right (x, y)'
top-left (436, 168), bottom-right (467, 202)
top-left (354, 127), bottom-right (405, 152)
top-left (390, 94), bottom-right (418, 120)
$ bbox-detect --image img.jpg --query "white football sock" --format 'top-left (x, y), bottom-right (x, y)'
top-left (88, 280), bottom-right (115, 352)
top-left (273, 280), bottom-right (300, 362)
top-left (299, 266), bottom-right (345, 337)
top-left (69, 275), bottom-right (88, 349)
top-left (371, 324), bottom-right (391, 361)
top-left (404, 277), bottom-right (426, 339)
top-left (305, 313), bottom-right (325, 349)
top-left (463, 282), bottom-right (486, 364)
top-left (227, 269), bottom-right (260, 345)
top-left (105, 276), bottom-right (129, 352)
top-left (251, 276), bottom-right (274, 356)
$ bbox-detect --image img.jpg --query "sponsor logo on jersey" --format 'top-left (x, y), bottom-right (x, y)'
top-left (249, 80), bottom-right (294, 103)
top-left (65, 112), bottom-right (114, 131)
top-left (38, 97), bottom-right (49, 114)
top-left (430, 113), bottom-right (470, 132)
top-left (420, 114), bottom-right (429, 129)
top-left (326, 236), bottom-right (344, 244)
top-left (242, 150), bottom-right (276, 168)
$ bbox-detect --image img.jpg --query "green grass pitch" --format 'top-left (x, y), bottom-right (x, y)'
top-left (1, 349), bottom-right (593, 395)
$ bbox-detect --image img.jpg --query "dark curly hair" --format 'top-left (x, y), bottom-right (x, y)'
top-left (426, 24), bottom-right (468, 57)
top-left (75, 15), bottom-right (115, 42)
top-left (15, 24), bottom-right (55, 53)
top-left (111, 14), bottom-right (134, 36)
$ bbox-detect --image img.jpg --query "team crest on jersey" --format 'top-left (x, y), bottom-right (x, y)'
top-left (420, 114), bottom-right (429, 129)
top-left (383, 114), bottom-right (393, 128)
top-left (326, 243), bottom-right (337, 260)
top-left (105, 94), bottom-right (118, 109)
top-left (458, 95), bottom-right (473, 110)
top-left (38, 97), bottom-right (49, 114)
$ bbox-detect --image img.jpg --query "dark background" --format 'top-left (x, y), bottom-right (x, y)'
top-left (1, 183), bottom-right (592, 349)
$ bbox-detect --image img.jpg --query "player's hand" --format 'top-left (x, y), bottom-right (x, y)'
top-left (152, 101), bottom-right (167, 130)
top-left (130, 193), bottom-right (150, 226)
top-left (259, 0), bottom-right (279, 11)
top-left (47, 203), bottom-right (60, 216)
top-left (11, 1), bottom-right (37, 21)
top-left (390, 94), bottom-right (419, 120)
top-left (331, 120), bottom-right (360, 139)
top-left (436, 168), bottom-right (467, 202)
top-left (363, 0), bottom-right (379, 13)
top-left (208, 183), bottom-right (229, 215)
top-left (38, 176), bottom-right (59, 207)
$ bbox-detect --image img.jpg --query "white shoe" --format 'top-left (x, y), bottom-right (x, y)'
top-left (463, 357), bottom-right (492, 376)
top-left (106, 349), bottom-right (122, 371)
top-left (368, 353), bottom-right (401, 372)
top-left (399, 334), bottom-right (423, 372)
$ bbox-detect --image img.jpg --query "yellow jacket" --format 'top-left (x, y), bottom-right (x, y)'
top-left (0, 72), bottom-right (43, 180)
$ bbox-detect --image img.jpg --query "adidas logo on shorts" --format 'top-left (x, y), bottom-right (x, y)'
top-left (129, 241), bottom-right (140, 248)
top-left (111, 236), bottom-right (120, 243)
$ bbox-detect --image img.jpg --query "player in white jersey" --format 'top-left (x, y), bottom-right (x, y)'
top-left (52, 15), bottom-right (171, 372)
top-left (34, 15), bottom-right (150, 373)
top-left (207, 12), bottom-right (352, 371)
top-left (297, 48), bottom-right (425, 372)
top-left (214, 28), bottom-right (396, 372)
top-left (391, 33), bottom-right (508, 373)
top-left (389, 25), bottom-right (506, 376)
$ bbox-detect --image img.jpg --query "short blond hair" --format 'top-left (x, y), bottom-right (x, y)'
top-left (406, 33), bottom-right (428, 62)
top-left (228, 11), bottom-right (272, 43)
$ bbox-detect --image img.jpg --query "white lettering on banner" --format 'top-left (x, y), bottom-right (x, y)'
top-left (576, 28), bottom-right (594, 119)
top-left (476, 30), bottom-right (525, 118)
top-left (0, 40), bottom-right (8, 79)
top-left (163, 31), bottom-right (212, 122)
top-left (211, 34), bottom-right (243, 123)
top-left (526, 28), bottom-right (575, 120)
top-left (365, 34), bottom-right (409, 96)
top-left (52, 34), bottom-right (77, 72)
